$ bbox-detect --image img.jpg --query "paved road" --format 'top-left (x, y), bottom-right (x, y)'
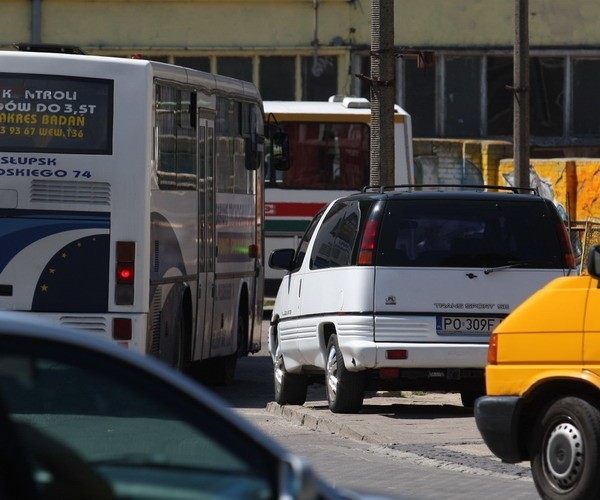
top-left (205, 320), bottom-right (539, 499)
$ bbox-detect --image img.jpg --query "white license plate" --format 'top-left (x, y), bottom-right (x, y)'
top-left (436, 316), bottom-right (502, 335)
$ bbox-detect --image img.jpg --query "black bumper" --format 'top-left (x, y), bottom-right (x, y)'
top-left (474, 395), bottom-right (525, 464)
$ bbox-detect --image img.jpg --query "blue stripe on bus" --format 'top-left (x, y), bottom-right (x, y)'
top-left (0, 211), bottom-right (110, 273)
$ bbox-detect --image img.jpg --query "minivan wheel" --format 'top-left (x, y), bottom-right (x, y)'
top-left (273, 354), bottom-right (308, 405)
top-left (460, 389), bottom-right (483, 409)
top-left (325, 334), bottom-right (365, 414)
top-left (531, 397), bottom-right (600, 500)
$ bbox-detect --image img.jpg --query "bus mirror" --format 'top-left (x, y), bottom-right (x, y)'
top-left (270, 131), bottom-right (290, 171)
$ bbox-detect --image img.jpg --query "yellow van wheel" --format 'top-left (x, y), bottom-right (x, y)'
top-left (531, 396), bottom-right (600, 499)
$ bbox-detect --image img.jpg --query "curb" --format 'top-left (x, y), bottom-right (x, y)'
top-left (265, 401), bottom-right (391, 447)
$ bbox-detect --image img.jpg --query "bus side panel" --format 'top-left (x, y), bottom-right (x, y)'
top-left (212, 192), bottom-right (258, 357)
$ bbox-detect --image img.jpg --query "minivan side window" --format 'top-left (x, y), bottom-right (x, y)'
top-left (309, 200), bottom-right (371, 270)
top-left (377, 199), bottom-right (565, 268)
top-left (291, 209), bottom-right (324, 272)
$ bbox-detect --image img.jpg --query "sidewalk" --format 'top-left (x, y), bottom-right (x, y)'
top-left (267, 390), bottom-right (483, 445)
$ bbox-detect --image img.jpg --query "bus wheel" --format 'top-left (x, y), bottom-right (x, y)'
top-left (168, 310), bottom-right (185, 370)
top-left (160, 300), bottom-right (185, 371)
top-left (209, 308), bottom-right (247, 386)
top-left (325, 334), bottom-right (365, 414)
top-left (531, 396), bottom-right (600, 499)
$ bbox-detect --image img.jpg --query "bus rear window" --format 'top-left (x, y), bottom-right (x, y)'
top-left (0, 73), bottom-right (113, 155)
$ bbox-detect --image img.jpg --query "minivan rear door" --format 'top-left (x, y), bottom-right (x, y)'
top-left (373, 197), bottom-right (572, 343)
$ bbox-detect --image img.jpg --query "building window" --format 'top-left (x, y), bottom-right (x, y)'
top-left (486, 56), bottom-right (513, 137)
top-left (572, 59), bottom-right (600, 137)
top-left (444, 56), bottom-right (481, 138)
top-left (259, 56), bottom-right (295, 100)
top-left (484, 56), bottom-right (566, 139)
top-left (404, 57), bottom-right (436, 137)
top-left (530, 57), bottom-right (564, 137)
top-left (352, 50), bottom-right (599, 148)
top-left (301, 55), bottom-right (338, 101)
top-left (217, 57), bottom-right (253, 82)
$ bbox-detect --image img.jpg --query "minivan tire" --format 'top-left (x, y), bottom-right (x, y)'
top-left (460, 389), bottom-right (484, 409)
top-left (274, 354), bottom-right (308, 405)
top-left (325, 334), bottom-right (365, 414)
top-left (531, 396), bottom-right (600, 500)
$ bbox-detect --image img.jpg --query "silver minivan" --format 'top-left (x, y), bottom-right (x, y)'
top-left (268, 186), bottom-right (576, 413)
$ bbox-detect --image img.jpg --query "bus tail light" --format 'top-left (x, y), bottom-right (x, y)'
top-left (115, 241), bottom-right (135, 305)
top-left (487, 333), bottom-right (498, 365)
top-left (113, 318), bottom-right (132, 341)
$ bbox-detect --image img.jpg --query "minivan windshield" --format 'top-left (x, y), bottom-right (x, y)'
top-left (377, 199), bottom-right (565, 268)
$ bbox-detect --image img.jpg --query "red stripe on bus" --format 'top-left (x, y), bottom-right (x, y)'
top-left (265, 202), bottom-right (326, 217)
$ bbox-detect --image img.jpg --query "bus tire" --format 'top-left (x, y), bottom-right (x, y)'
top-left (170, 310), bottom-right (185, 371)
top-left (208, 307), bottom-right (247, 386)
top-left (159, 289), bottom-right (186, 371)
top-left (531, 396), bottom-right (600, 499)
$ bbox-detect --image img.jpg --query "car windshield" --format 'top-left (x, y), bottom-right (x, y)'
top-left (0, 338), bottom-right (276, 499)
top-left (377, 198), bottom-right (565, 268)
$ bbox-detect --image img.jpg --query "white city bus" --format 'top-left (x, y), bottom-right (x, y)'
top-left (263, 96), bottom-right (413, 295)
top-left (0, 46), bottom-right (278, 383)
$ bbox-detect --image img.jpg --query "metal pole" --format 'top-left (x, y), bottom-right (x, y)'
top-left (31, 0), bottom-right (42, 43)
top-left (514, 0), bottom-right (530, 189)
top-left (370, 0), bottom-right (395, 188)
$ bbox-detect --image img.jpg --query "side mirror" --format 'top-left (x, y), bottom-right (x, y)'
top-left (269, 131), bottom-right (290, 172)
top-left (269, 248), bottom-right (296, 271)
top-left (586, 245), bottom-right (600, 279)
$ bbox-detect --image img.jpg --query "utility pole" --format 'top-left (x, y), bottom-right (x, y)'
top-left (513, 0), bottom-right (530, 189)
top-left (31, 0), bottom-right (42, 43)
top-left (370, 0), bottom-right (395, 188)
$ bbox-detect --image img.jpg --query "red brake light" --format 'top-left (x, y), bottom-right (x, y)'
top-left (113, 318), bottom-right (132, 340)
top-left (386, 349), bottom-right (408, 360)
top-left (116, 263), bottom-right (134, 284)
top-left (556, 222), bottom-right (575, 268)
top-left (358, 219), bottom-right (379, 265)
top-left (115, 241), bottom-right (135, 305)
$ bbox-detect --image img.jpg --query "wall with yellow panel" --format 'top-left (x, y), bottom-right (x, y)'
top-left (498, 159), bottom-right (600, 222)
top-left (412, 141), bottom-right (600, 223)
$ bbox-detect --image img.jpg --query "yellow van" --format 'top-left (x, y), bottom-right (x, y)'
top-left (475, 244), bottom-right (600, 499)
